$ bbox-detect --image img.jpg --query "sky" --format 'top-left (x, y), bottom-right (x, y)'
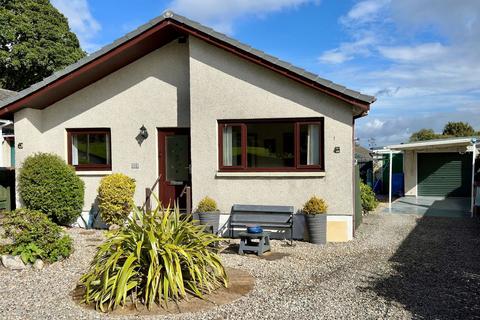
top-left (50, 0), bottom-right (480, 147)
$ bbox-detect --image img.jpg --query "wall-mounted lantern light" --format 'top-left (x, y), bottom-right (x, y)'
top-left (136, 125), bottom-right (149, 146)
top-left (139, 125), bottom-right (148, 139)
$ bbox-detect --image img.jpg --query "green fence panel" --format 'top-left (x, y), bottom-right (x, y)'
top-left (0, 170), bottom-right (15, 211)
top-left (355, 165), bottom-right (362, 231)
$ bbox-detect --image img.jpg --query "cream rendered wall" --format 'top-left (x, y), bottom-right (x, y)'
top-left (1, 139), bottom-right (11, 167)
top-left (14, 41), bottom-right (190, 212)
top-left (14, 108), bottom-right (43, 159)
top-left (404, 150), bottom-right (417, 196)
top-left (188, 37), bottom-right (355, 215)
top-left (14, 108), bottom-right (43, 205)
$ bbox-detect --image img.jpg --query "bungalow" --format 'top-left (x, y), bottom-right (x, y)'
top-left (0, 12), bottom-right (375, 241)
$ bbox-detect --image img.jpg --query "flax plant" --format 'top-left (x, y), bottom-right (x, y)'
top-left (79, 204), bottom-right (228, 312)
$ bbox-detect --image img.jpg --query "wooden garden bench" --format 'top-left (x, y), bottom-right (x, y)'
top-left (229, 204), bottom-right (294, 245)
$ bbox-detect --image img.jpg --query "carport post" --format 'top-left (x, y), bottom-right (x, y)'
top-left (471, 139), bottom-right (477, 217)
top-left (389, 150), bottom-right (393, 211)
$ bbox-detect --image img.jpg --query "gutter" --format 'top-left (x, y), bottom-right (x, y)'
top-left (471, 138), bottom-right (479, 217)
top-left (353, 111), bottom-right (369, 120)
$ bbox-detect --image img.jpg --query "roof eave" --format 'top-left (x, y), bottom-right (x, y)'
top-left (388, 138), bottom-right (476, 150)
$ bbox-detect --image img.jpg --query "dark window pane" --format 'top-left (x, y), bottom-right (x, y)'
top-left (246, 123), bottom-right (294, 168)
top-left (87, 134), bottom-right (108, 164)
top-left (166, 135), bottom-right (189, 181)
top-left (222, 125), bottom-right (242, 166)
top-left (300, 124), bottom-right (321, 165)
top-left (71, 132), bottom-right (110, 166)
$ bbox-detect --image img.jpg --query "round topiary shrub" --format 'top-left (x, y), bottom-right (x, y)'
top-left (97, 173), bottom-right (136, 226)
top-left (0, 208), bottom-right (73, 264)
top-left (18, 153), bottom-right (84, 225)
top-left (302, 196), bottom-right (328, 214)
top-left (195, 196), bottom-right (219, 213)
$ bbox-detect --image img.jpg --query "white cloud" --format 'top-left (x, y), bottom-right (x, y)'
top-left (168, 0), bottom-right (320, 34)
top-left (318, 35), bottom-right (376, 64)
top-left (318, 50), bottom-right (349, 64)
top-left (390, 0), bottom-right (480, 42)
top-left (318, 0), bottom-right (480, 145)
top-left (318, 0), bottom-right (388, 64)
top-left (365, 119), bottom-right (385, 130)
top-left (356, 106), bottom-right (480, 146)
top-left (51, 0), bottom-right (101, 52)
top-left (378, 43), bottom-right (447, 62)
top-left (340, 0), bottom-right (389, 25)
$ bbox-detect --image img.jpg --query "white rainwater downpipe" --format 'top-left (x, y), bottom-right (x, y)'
top-left (471, 138), bottom-right (478, 217)
top-left (389, 150), bottom-right (393, 211)
top-left (0, 120), bottom-right (13, 167)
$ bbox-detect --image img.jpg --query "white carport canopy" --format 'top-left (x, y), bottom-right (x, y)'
top-left (378, 137), bottom-right (479, 216)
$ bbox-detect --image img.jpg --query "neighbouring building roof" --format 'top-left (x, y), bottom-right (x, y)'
top-left (0, 89), bottom-right (16, 102)
top-left (387, 137), bottom-right (479, 151)
top-left (355, 145), bottom-right (373, 162)
top-left (0, 11), bottom-right (375, 119)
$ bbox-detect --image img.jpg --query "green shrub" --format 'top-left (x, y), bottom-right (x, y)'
top-left (79, 205), bottom-right (228, 312)
top-left (0, 209), bottom-right (73, 263)
top-left (303, 196), bottom-right (328, 215)
top-left (97, 173), bottom-right (136, 226)
top-left (195, 196), bottom-right (219, 213)
top-left (18, 153), bottom-right (84, 225)
top-left (360, 182), bottom-right (378, 213)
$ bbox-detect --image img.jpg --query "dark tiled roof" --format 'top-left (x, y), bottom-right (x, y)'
top-left (355, 145), bottom-right (373, 162)
top-left (0, 11), bottom-right (375, 111)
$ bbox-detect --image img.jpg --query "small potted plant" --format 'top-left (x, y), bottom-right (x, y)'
top-left (303, 196), bottom-right (328, 244)
top-left (195, 196), bottom-right (220, 234)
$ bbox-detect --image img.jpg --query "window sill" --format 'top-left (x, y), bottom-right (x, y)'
top-left (216, 171), bottom-right (326, 178)
top-left (76, 171), bottom-right (112, 176)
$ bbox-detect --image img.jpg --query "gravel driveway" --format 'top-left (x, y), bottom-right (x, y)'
top-left (1, 212), bottom-right (479, 319)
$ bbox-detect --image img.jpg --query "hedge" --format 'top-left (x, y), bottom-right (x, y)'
top-left (18, 153), bottom-right (84, 225)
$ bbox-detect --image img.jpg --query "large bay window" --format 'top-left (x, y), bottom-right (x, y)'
top-left (219, 118), bottom-right (324, 171)
top-left (67, 129), bottom-right (111, 171)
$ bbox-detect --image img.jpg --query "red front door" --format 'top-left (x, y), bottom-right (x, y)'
top-left (158, 128), bottom-right (191, 209)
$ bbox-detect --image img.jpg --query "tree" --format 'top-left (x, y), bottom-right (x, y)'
top-left (0, 0), bottom-right (86, 91)
top-left (442, 121), bottom-right (476, 137)
top-left (409, 129), bottom-right (439, 142)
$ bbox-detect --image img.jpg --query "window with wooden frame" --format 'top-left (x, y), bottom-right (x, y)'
top-left (218, 118), bottom-right (324, 172)
top-left (67, 129), bottom-right (111, 171)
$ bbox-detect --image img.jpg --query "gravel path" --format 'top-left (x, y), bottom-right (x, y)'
top-left (1, 212), bottom-right (479, 319)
